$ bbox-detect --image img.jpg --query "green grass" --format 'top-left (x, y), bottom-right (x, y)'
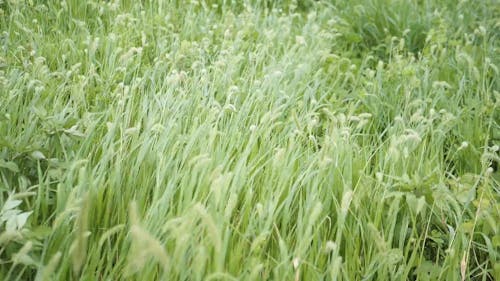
top-left (0, 0), bottom-right (499, 280)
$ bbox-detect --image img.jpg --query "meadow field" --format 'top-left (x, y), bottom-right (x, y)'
top-left (0, 0), bottom-right (499, 280)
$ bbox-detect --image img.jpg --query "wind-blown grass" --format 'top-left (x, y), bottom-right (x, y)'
top-left (0, 0), bottom-right (499, 280)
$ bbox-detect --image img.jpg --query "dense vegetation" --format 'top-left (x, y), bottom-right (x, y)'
top-left (0, 0), bottom-right (499, 280)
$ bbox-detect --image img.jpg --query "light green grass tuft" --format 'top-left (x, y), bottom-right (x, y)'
top-left (0, 0), bottom-right (499, 280)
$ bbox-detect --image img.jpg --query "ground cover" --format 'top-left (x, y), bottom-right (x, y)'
top-left (0, 0), bottom-right (499, 280)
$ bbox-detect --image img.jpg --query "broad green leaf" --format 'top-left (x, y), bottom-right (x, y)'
top-left (31, 151), bottom-right (46, 160)
top-left (2, 199), bottom-right (22, 211)
top-left (1, 209), bottom-right (22, 221)
top-left (406, 194), bottom-right (426, 215)
top-left (0, 160), bottom-right (20, 173)
top-left (6, 216), bottom-right (17, 232)
top-left (494, 263), bottom-right (500, 281)
top-left (451, 173), bottom-right (479, 204)
top-left (461, 221), bottom-right (475, 233)
top-left (415, 260), bottom-right (442, 280)
top-left (16, 211), bottom-right (32, 229)
top-left (64, 125), bottom-right (85, 137)
top-left (492, 235), bottom-right (500, 247)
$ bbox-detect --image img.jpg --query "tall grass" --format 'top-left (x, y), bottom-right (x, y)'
top-left (0, 0), bottom-right (498, 280)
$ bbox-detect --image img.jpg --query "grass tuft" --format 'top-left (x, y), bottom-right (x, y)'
top-left (0, 0), bottom-right (498, 280)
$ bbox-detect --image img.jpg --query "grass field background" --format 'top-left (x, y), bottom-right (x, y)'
top-left (0, 0), bottom-right (499, 280)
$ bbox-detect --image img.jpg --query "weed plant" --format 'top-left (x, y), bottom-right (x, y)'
top-left (0, 0), bottom-right (499, 280)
